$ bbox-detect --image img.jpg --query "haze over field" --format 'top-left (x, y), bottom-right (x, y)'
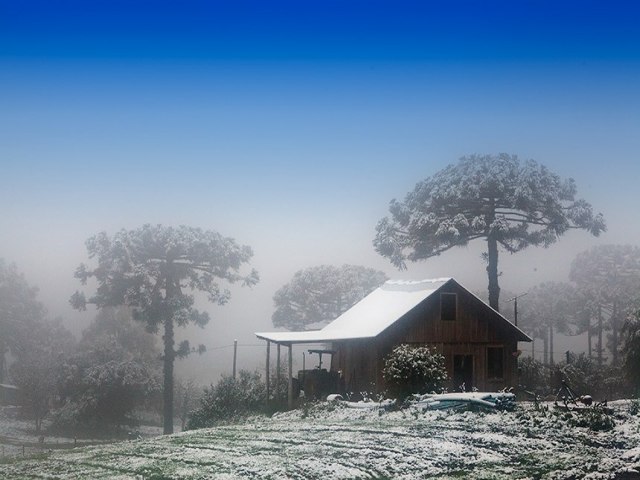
top-left (1, 0), bottom-right (640, 382)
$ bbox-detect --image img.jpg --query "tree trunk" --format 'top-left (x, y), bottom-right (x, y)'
top-left (163, 315), bottom-right (175, 435)
top-left (549, 323), bottom-right (555, 366)
top-left (162, 269), bottom-right (177, 435)
top-left (0, 346), bottom-right (5, 384)
top-left (587, 322), bottom-right (592, 359)
top-left (543, 335), bottom-right (549, 366)
top-left (35, 414), bottom-right (42, 434)
top-left (486, 233), bottom-right (500, 311)
top-left (611, 301), bottom-right (619, 366)
top-left (597, 305), bottom-right (603, 367)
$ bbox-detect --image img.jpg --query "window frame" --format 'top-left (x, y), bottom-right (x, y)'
top-left (486, 346), bottom-right (505, 380)
top-left (440, 292), bottom-right (457, 321)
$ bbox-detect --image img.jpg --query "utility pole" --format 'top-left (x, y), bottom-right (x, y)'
top-left (507, 292), bottom-right (528, 327)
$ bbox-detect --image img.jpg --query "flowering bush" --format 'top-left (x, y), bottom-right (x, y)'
top-left (382, 344), bottom-right (447, 399)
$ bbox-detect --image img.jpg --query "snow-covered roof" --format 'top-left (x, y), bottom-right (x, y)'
top-left (256, 278), bottom-right (451, 344)
top-left (256, 278), bottom-right (532, 344)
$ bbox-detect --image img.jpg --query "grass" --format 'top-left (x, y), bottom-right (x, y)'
top-left (1, 401), bottom-right (638, 479)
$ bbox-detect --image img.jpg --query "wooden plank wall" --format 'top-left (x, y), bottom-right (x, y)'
top-left (331, 282), bottom-right (522, 394)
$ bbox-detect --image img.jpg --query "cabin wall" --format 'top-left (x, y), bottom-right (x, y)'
top-left (331, 283), bottom-right (522, 394)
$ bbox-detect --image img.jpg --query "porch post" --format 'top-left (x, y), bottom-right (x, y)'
top-left (265, 341), bottom-right (271, 406)
top-left (288, 344), bottom-right (293, 410)
top-left (276, 343), bottom-right (281, 401)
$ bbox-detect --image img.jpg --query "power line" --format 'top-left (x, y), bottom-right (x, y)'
top-left (200, 343), bottom-right (266, 352)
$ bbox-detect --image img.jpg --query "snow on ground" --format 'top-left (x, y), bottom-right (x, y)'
top-left (0, 406), bottom-right (166, 458)
top-left (1, 400), bottom-right (639, 479)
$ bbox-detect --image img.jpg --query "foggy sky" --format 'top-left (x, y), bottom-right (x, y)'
top-left (1, 0), bottom-right (640, 382)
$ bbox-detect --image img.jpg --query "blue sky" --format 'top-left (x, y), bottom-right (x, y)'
top-left (2, 1), bottom-right (640, 61)
top-left (2, 0), bottom-right (640, 377)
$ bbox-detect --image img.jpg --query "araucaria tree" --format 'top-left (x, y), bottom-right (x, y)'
top-left (570, 245), bottom-right (640, 366)
top-left (272, 264), bottom-right (387, 330)
top-left (518, 282), bottom-right (579, 366)
top-left (71, 224), bottom-right (259, 434)
top-left (374, 154), bottom-right (605, 310)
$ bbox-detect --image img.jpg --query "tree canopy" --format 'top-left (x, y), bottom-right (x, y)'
top-left (374, 154), bottom-right (605, 309)
top-left (272, 264), bottom-right (388, 330)
top-left (0, 260), bottom-right (74, 430)
top-left (10, 318), bottom-right (74, 432)
top-left (55, 307), bottom-right (161, 433)
top-left (570, 244), bottom-right (640, 365)
top-left (71, 224), bottom-right (258, 434)
top-left (518, 281), bottom-right (579, 365)
top-left (0, 260), bottom-right (46, 383)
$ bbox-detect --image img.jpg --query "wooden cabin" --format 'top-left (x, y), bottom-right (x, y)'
top-left (256, 278), bottom-right (531, 403)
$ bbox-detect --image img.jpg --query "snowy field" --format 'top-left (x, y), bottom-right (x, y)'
top-left (1, 400), bottom-right (640, 479)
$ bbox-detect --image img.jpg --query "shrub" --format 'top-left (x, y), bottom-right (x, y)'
top-left (187, 370), bottom-right (266, 429)
top-left (567, 407), bottom-right (615, 432)
top-left (382, 344), bottom-right (447, 400)
top-left (551, 354), bottom-right (631, 400)
top-left (553, 353), bottom-right (600, 396)
top-left (518, 356), bottom-right (550, 396)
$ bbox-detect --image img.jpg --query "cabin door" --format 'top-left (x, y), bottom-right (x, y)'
top-left (453, 355), bottom-right (473, 392)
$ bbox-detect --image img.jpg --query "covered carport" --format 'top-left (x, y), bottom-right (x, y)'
top-left (254, 330), bottom-right (338, 409)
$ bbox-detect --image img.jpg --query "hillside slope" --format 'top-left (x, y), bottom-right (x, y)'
top-left (2, 401), bottom-right (640, 479)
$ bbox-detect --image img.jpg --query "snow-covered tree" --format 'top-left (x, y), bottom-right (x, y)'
top-left (10, 318), bottom-right (74, 432)
top-left (518, 282), bottom-right (578, 366)
top-left (374, 154), bottom-right (605, 310)
top-left (272, 264), bottom-right (387, 331)
top-left (570, 245), bottom-right (640, 366)
top-left (174, 377), bottom-right (201, 431)
top-left (71, 224), bottom-right (258, 434)
top-left (0, 260), bottom-right (46, 383)
top-left (569, 288), bottom-right (603, 362)
top-left (56, 309), bottom-right (161, 433)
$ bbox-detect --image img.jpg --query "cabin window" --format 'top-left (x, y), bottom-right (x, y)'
top-left (487, 347), bottom-right (504, 379)
top-left (440, 293), bottom-right (457, 321)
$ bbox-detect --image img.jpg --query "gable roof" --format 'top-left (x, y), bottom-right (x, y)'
top-left (256, 278), bottom-right (532, 345)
